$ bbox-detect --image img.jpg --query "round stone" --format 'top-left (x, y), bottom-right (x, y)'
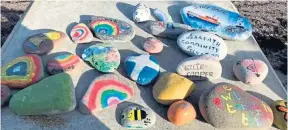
top-left (167, 100), bottom-right (196, 126)
top-left (70, 23), bottom-right (93, 43)
top-left (1, 85), bottom-right (12, 106)
top-left (233, 58), bottom-right (268, 85)
top-left (124, 54), bottom-right (160, 85)
top-left (177, 31), bottom-right (227, 60)
top-left (133, 3), bottom-right (150, 23)
top-left (272, 100), bottom-right (287, 130)
top-left (142, 37), bottom-right (163, 54)
top-left (121, 105), bottom-right (156, 129)
top-left (82, 44), bottom-right (120, 73)
top-left (152, 72), bottom-right (195, 105)
top-left (47, 53), bottom-right (81, 75)
top-left (152, 8), bottom-right (172, 22)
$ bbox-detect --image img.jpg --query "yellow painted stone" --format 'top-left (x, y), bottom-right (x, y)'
top-left (272, 100), bottom-right (287, 130)
top-left (45, 32), bottom-right (61, 40)
top-left (152, 72), bottom-right (195, 105)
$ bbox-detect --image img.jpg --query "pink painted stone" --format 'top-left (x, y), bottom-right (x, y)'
top-left (233, 58), bottom-right (268, 85)
top-left (70, 23), bottom-right (93, 44)
top-left (142, 37), bottom-right (163, 54)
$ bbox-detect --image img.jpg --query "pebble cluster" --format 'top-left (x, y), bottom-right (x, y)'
top-left (1, 2), bottom-right (284, 130)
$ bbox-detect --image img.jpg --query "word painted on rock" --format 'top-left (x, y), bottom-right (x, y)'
top-left (182, 63), bottom-right (214, 78)
top-left (191, 4), bottom-right (227, 15)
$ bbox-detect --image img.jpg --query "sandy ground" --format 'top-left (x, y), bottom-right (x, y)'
top-left (1, 1), bottom-right (287, 86)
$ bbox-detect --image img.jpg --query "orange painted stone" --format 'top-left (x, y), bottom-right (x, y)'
top-left (167, 100), bottom-right (196, 126)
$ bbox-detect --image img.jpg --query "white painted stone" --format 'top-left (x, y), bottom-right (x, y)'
top-left (133, 3), bottom-right (150, 23)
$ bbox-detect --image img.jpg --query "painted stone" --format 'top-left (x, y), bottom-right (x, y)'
top-left (124, 54), bottom-right (159, 85)
top-left (145, 21), bottom-right (192, 39)
top-left (233, 58), bottom-right (268, 85)
top-left (167, 100), bottom-right (196, 126)
top-left (89, 16), bottom-right (135, 42)
top-left (152, 8), bottom-right (171, 22)
top-left (9, 73), bottom-right (76, 115)
top-left (152, 72), bottom-right (195, 105)
top-left (82, 44), bottom-right (120, 73)
top-left (1, 54), bottom-right (44, 88)
top-left (180, 4), bottom-right (252, 41)
top-left (70, 23), bottom-right (93, 43)
top-left (142, 37), bottom-right (163, 54)
top-left (176, 55), bottom-right (222, 80)
top-left (1, 85), bottom-right (12, 106)
top-left (177, 31), bottom-right (227, 60)
top-left (133, 3), bottom-right (150, 23)
top-left (272, 100), bottom-right (287, 130)
top-left (79, 74), bottom-right (134, 114)
top-left (23, 31), bottom-right (66, 55)
top-left (47, 53), bottom-right (81, 75)
top-left (199, 82), bottom-right (273, 129)
top-left (121, 105), bottom-right (156, 129)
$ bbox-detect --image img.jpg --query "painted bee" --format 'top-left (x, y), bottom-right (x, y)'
top-left (127, 108), bottom-right (147, 121)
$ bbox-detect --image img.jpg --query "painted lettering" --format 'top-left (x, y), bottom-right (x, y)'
top-left (242, 113), bottom-right (249, 126)
top-left (226, 103), bottom-right (236, 114)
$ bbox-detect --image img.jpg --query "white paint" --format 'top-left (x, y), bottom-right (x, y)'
top-left (133, 3), bottom-right (151, 23)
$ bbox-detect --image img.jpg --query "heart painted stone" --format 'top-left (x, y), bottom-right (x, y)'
top-left (22, 31), bottom-right (66, 55)
top-left (167, 100), bottom-right (196, 126)
top-left (177, 31), bottom-right (227, 60)
top-left (124, 54), bottom-right (160, 85)
top-left (89, 16), bottom-right (135, 42)
top-left (1, 54), bottom-right (44, 88)
top-left (145, 21), bottom-right (192, 39)
top-left (272, 100), bottom-right (287, 130)
top-left (47, 53), bottom-right (81, 75)
top-left (70, 23), bottom-right (93, 43)
top-left (153, 72), bottom-right (195, 105)
top-left (233, 59), bottom-right (268, 85)
top-left (142, 37), bottom-right (164, 54)
top-left (199, 82), bottom-right (273, 129)
top-left (1, 85), bottom-right (12, 106)
top-left (79, 74), bottom-right (134, 114)
top-left (152, 8), bottom-right (171, 22)
top-left (133, 3), bottom-right (150, 23)
top-left (121, 105), bottom-right (156, 129)
top-left (180, 4), bottom-right (252, 41)
top-left (176, 55), bottom-right (222, 80)
top-left (82, 44), bottom-right (120, 73)
top-left (9, 73), bottom-right (76, 115)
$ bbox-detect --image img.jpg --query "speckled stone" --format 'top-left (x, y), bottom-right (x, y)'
top-left (142, 37), bottom-right (163, 54)
top-left (168, 100), bottom-right (196, 126)
top-left (133, 3), bottom-right (150, 23)
top-left (70, 23), bottom-right (93, 43)
top-left (272, 100), bottom-right (287, 130)
top-left (1, 85), bottom-right (12, 106)
top-left (47, 53), bottom-right (81, 75)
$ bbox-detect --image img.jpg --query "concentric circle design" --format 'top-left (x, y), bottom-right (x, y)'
top-left (91, 20), bottom-right (120, 36)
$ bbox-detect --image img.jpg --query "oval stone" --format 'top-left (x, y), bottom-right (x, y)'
top-left (142, 37), bottom-right (163, 54)
top-left (199, 82), bottom-right (273, 129)
top-left (89, 16), bottom-right (135, 42)
top-left (133, 3), bottom-right (150, 23)
top-left (176, 55), bottom-right (222, 80)
top-left (233, 59), bottom-right (268, 85)
top-left (272, 100), bottom-right (287, 130)
top-left (1, 85), bottom-right (12, 106)
top-left (121, 105), bottom-right (156, 129)
top-left (82, 44), bottom-right (120, 73)
top-left (177, 31), bottom-right (227, 60)
top-left (152, 8), bottom-right (171, 22)
top-left (47, 53), bottom-right (81, 75)
top-left (180, 4), bottom-right (252, 41)
top-left (167, 100), bottom-right (196, 126)
top-left (70, 23), bottom-right (93, 44)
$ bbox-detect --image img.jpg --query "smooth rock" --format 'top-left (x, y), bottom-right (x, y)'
top-left (233, 58), bottom-right (268, 85)
top-left (1, 85), bottom-right (12, 106)
top-left (176, 55), bottom-right (222, 80)
top-left (79, 74), bottom-right (134, 114)
top-left (133, 3), bottom-right (150, 23)
top-left (167, 100), bottom-right (196, 126)
top-left (199, 82), bottom-right (273, 129)
top-left (70, 23), bottom-right (93, 43)
top-left (82, 44), bottom-right (120, 73)
top-left (152, 72), bottom-right (195, 105)
top-left (272, 100), bottom-right (287, 130)
top-left (180, 4), bottom-right (252, 41)
top-left (1, 54), bottom-right (44, 88)
top-left (142, 37), bottom-right (163, 54)
top-left (177, 31), bottom-right (227, 60)
top-left (145, 20), bottom-right (192, 39)
top-left (9, 73), bottom-right (76, 115)
top-left (124, 54), bottom-right (159, 85)
top-left (89, 16), bottom-right (135, 42)
top-left (152, 8), bottom-right (171, 22)
top-left (47, 53), bottom-right (81, 75)
top-left (22, 31), bottom-right (66, 55)
top-left (121, 105), bottom-right (156, 129)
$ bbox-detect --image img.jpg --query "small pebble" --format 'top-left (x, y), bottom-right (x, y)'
top-left (142, 37), bottom-right (163, 54)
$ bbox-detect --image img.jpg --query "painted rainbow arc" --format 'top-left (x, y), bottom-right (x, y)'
top-left (72, 25), bottom-right (89, 41)
top-left (90, 20), bottom-right (120, 36)
top-left (48, 54), bottom-right (80, 67)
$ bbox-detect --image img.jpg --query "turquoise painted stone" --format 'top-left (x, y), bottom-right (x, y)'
top-left (9, 73), bottom-right (76, 115)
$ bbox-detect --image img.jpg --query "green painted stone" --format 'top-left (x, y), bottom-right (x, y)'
top-left (9, 73), bottom-right (76, 115)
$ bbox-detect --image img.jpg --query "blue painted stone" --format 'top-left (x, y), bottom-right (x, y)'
top-left (180, 4), bottom-right (252, 41)
top-left (124, 54), bottom-right (160, 85)
top-left (6, 62), bottom-right (27, 76)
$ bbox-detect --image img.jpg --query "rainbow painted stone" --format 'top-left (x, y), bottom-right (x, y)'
top-left (1, 85), bottom-right (12, 106)
top-left (82, 44), bottom-right (120, 73)
top-left (89, 16), bottom-right (135, 42)
top-left (124, 54), bottom-right (160, 85)
top-left (79, 74), bottom-right (134, 114)
top-left (272, 100), bottom-right (287, 130)
top-left (1, 54), bottom-right (44, 88)
top-left (22, 31), bottom-right (66, 55)
top-left (47, 53), bottom-right (81, 75)
top-left (199, 82), bottom-right (273, 129)
top-left (70, 23), bottom-right (93, 43)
